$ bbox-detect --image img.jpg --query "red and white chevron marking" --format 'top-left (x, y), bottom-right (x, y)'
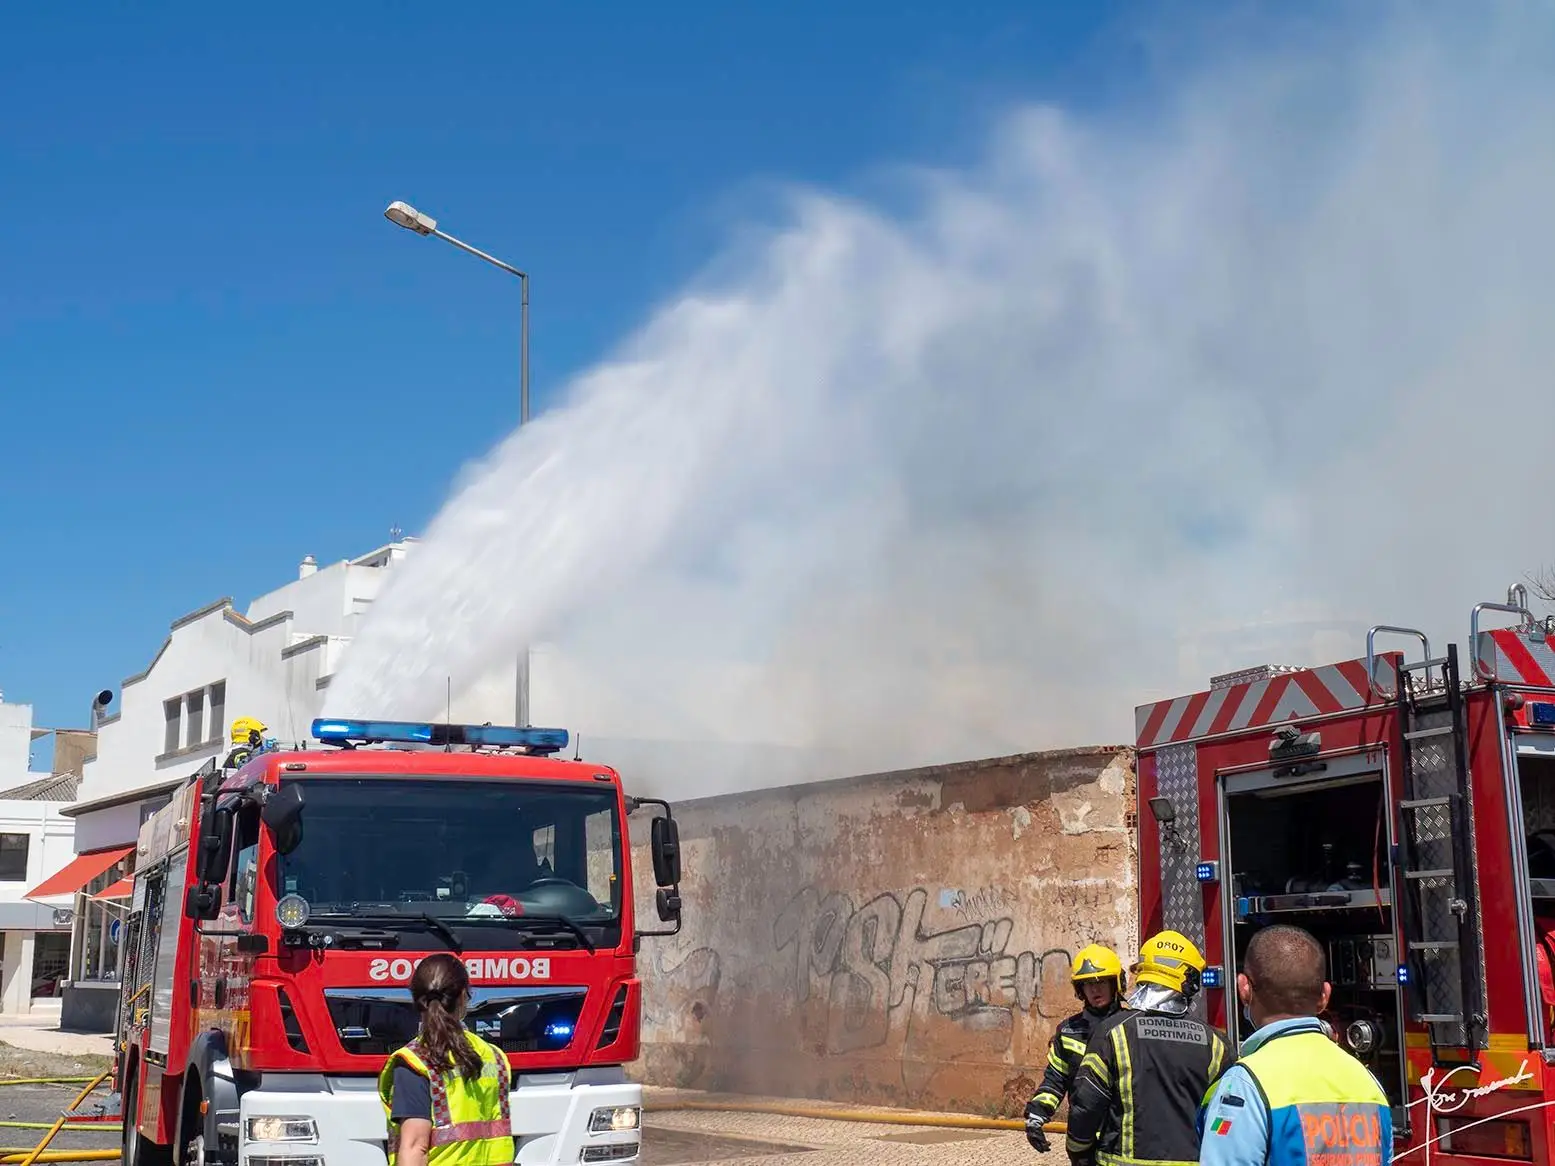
top-left (1135, 657), bottom-right (1395, 749)
top-left (1477, 628), bottom-right (1555, 687)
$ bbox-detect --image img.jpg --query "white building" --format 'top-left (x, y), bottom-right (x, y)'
top-left (0, 698), bottom-right (89, 1018)
top-left (60, 539), bottom-right (421, 1030)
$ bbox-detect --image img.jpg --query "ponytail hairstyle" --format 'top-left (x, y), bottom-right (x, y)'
top-left (410, 953), bottom-right (481, 1079)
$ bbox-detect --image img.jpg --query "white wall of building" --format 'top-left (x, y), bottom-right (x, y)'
top-left (78, 540), bottom-right (419, 817)
top-left (0, 698), bottom-right (80, 1015)
top-left (0, 704), bottom-right (35, 788)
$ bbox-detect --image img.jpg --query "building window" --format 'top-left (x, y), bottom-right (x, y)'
top-left (0, 834), bottom-right (28, 882)
top-left (185, 690), bottom-right (205, 748)
top-left (164, 699), bottom-right (181, 754)
top-left (209, 681), bottom-right (226, 746)
top-left (32, 934), bottom-right (69, 998)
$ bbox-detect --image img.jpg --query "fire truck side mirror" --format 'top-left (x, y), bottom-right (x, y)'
top-left (198, 806), bottom-right (236, 886)
top-left (184, 883), bottom-right (221, 920)
top-left (651, 816), bottom-right (681, 888)
top-left (655, 887), bottom-right (682, 923)
top-left (261, 784), bottom-right (306, 856)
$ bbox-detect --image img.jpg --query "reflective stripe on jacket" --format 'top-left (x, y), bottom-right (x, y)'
top-left (1067, 1009), bottom-right (1232, 1166)
top-left (1199, 1017), bottom-right (1391, 1166)
top-left (1031, 1006), bottom-right (1121, 1118)
top-left (378, 1031), bottom-right (515, 1166)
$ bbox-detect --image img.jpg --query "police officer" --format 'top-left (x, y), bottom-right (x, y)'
top-left (1066, 931), bottom-right (1232, 1166)
top-left (1198, 925), bottom-right (1390, 1166)
top-left (378, 953), bottom-right (515, 1166)
top-left (1025, 944), bottom-right (1127, 1153)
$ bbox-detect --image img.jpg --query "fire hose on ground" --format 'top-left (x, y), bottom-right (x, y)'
top-left (0, 1073), bottom-right (1065, 1156)
top-left (0, 1071), bottom-right (123, 1164)
top-left (644, 1096), bottom-right (1067, 1134)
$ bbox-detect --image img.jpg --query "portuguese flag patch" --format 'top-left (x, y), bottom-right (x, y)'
top-left (1212, 1118), bottom-right (1234, 1136)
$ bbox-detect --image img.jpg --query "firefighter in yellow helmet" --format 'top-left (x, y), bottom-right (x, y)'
top-left (223, 717), bottom-right (268, 769)
top-left (1024, 944), bottom-right (1126, 1152)
top-left (1065, 931), bottom-right (1233, 1166)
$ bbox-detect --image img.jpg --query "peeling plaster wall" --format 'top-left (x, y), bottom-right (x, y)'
top-left (629, 745), bottom-right (1138, 1115)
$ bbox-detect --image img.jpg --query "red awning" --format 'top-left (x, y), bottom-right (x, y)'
top-left (25, 846), bottom-right (133, 902)
top-left (93, 877), bottom-right (135, 901)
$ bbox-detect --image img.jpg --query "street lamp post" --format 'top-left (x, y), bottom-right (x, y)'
top-left (385, 199), bottom-right (532, 724)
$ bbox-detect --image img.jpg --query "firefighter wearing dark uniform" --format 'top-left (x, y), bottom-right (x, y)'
top-left (1066, 931), bottom-right (1233, 1166)
top-left (223, 717), bottom-right (268, 769)
top-left (1024, 944), bottom-right (1127, 1153)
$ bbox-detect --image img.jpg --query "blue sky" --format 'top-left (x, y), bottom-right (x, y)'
top-left (0, 2), bottom-right (1196, 731)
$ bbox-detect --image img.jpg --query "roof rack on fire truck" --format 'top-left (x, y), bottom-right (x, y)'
top-left (308, 717), bottom-right (570, 755)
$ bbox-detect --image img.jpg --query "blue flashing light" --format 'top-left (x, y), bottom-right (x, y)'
top-left (544, 1020), bottom-right (574, 1041)
top-left (1530, 702), bottom-right (1555, 727)
top-left (1196, 861), bottom-right (1219, 883)
top-left (1397, 964), bottom-right (1410, 985)
top-left (310, 719), bottom-right (570, 754)
top-left (1236, 897), bottom-right (1250, 921)
top-left (1202, 966), bottom-right (1224, 990)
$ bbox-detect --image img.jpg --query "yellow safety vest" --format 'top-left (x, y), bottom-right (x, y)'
top-left (1235, 1027), bottom-right (1391, 1166)
top-left (378, 1031), bottom-right (515, 1166)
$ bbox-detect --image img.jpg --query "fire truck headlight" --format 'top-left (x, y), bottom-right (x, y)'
top-left (587, 1105), bottom-right (641, 1134)
top-left (245, 1116), bottom-right (319, 1143)
top-left (275, 894), bottom-right (310, 929)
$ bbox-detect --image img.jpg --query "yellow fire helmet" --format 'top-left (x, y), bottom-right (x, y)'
top-left (1133, 930), bottom-right (1207, 996)
top-left (1070, 944), bottom-right (1126, 996)
top-left (230, 716), bottom-right (268, 746)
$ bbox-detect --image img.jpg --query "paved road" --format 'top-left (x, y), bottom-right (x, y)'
top-left (0, 1081), bottom-right (1054, 1166)
top-left (0, 1082), bottom-right (123, 1157)
top-left (640, 1109), bottom-right (1054, 1166)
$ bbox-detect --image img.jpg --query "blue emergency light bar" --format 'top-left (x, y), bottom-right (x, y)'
top-left (1530, 702), bottom-right (1555, 727)
top-left (310, 719), bottom-right (570, 754)
top-left (1202, 966), bottom-right (1224, 990)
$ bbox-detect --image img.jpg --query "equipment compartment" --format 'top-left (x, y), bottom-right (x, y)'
top-left (1221, 774), bottom-right (1406, 1110)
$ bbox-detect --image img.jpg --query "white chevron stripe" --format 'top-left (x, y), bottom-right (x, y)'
top-left (1260, 682), bottom-right (1320, 726)
top-left (1156, 696), bottom-right (1193, 744)
top-left (1314, 665), bottom-right (1359, 708)
top-left (1190, 687), bottom-right (1231, 738)
top-left (1228, 680), bottom-right (1268, 731)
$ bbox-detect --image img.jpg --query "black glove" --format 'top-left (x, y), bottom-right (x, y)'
top-left (1024, 1103), bottom-right (1051, 1152)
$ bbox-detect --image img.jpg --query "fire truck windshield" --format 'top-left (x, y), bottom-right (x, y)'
top-left (272, 776), bottom-right (623, 946)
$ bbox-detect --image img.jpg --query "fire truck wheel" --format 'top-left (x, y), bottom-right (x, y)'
top-left (122, 1071), bottom-right (173, 1166)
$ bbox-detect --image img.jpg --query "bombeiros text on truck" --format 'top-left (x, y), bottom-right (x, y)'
top-left (112, 716), bottom-right (687, 1166)
top-left (1134, 585), bottom-right (1555, 1166)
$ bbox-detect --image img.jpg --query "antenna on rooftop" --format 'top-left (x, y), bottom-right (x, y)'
top-left (390, 523), bottom-right (404, 541)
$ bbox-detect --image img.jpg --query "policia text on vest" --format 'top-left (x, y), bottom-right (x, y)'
top-left (1197, 1016), bottom-right (1391, 1166)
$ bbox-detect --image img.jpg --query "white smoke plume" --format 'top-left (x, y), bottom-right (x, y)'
top-left (327, 5), bottom-right (1555, 788)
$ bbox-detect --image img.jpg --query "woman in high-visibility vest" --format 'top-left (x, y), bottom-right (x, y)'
top-left (378, 954), bottom-right (515, 1166)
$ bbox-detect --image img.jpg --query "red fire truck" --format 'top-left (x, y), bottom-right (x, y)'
top-left (114, 717), bottom-right (685, 1166)
top-left (1133, 587), bottom-right (1555, 1164)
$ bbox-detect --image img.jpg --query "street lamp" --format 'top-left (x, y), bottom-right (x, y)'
top-left (384, 199), bottom-right (533, 725)
top-left (384, 201), bottom-right (530, 425)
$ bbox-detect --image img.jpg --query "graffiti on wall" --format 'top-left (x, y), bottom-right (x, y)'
top-left (642, 943), bottom-right (722, 1088)
top-left (773, 883), bottom-right (1094, 1079)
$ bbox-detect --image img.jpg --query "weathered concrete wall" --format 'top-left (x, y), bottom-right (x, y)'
top-left (630, 745), bottom-right (1137, 1116)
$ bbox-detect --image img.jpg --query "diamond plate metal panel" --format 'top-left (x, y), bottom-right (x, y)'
top-left (1399, 700), bottom-right (1486, 1049)
top-left (1154, 743), bottom-right (1206, 1019)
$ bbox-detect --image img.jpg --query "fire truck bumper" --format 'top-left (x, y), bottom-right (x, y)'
top-left (238, 1067), bottom-right (642, 1166)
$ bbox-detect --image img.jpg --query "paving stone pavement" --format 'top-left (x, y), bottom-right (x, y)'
top-left (642, 1093), bottom-right (1065, 1166)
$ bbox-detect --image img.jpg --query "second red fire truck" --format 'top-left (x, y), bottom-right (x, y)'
top-left (113, 717), bottom-right (685, 1166)
top-left (1135, 586), bottom-right (1555, 1165)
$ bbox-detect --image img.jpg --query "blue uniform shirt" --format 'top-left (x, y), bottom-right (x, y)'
top-left (1199, 1018), bottom-right (1312, 1166)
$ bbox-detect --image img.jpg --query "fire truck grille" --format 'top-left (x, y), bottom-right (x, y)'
top-left (325, 987), bottom-right (589, 1056)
